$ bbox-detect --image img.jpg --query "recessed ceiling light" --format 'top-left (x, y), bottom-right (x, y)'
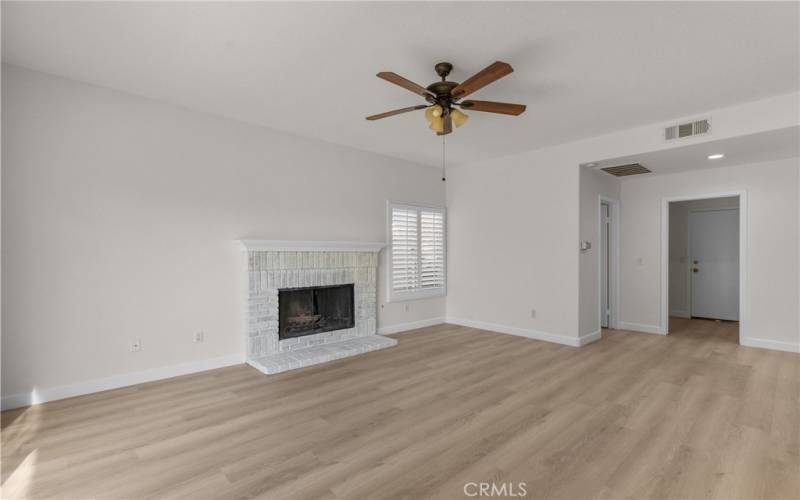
top-left (707, 154), bottom-right (725, 160)
top-left (584, 162), bottom-right (598, 167)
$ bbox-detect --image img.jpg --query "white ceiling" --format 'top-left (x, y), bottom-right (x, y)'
top-left (591, 126), bottom-right (800, 177)
top-left (3, 2), bottom-right (798, 167)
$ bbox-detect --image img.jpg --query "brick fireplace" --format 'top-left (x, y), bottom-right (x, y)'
top-left (239, 240), bottom-right (397, 374)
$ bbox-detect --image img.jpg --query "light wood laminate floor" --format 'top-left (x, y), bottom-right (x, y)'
top-left (2, 319), bottom-right (798, 499)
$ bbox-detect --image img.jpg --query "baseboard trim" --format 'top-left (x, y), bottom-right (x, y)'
top-left (1, 353), bottom-right (245, 411)
top-left (619, 321), bottom-right (667, 335)
top-left (741, 336), bottom-right (800, 354)
top-left (377, 317), bottom-right (446, 335)
top-left (670, 309), bottom-right (691, 319)
top-left (445, 317), bottom-right (588, 347)
top-left (578, 329), bottom-right (603, 346)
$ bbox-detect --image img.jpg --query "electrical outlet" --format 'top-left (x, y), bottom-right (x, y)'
top-left (404, 303), bottom-right (410, 313)
top-left (130, 339), bottom-right (142, 352)
top-left (530, 309), bottom-right (536, 318)
top-left (194, 331), bottom-right (204, 343)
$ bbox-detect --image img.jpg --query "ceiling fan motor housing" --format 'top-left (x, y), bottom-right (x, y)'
top-left (428, 81), bottom-right (458, 96)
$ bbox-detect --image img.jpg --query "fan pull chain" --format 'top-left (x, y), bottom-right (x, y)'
top-left (441, 133), bottom-right (446, 182)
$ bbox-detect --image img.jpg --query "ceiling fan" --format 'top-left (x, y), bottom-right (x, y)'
top-left (366, 61), bottom-right (526, 135)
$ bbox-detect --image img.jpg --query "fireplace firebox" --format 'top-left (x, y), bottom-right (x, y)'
top-left (278, 284), bottom-right (355, 340)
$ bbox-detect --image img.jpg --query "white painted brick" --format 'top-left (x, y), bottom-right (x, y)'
top-left (245, 249), bottom-right (381, 369)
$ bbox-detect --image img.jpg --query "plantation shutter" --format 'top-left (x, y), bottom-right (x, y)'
top-left (389, 203), bottom-right (446, 300)
top-left (420, 209), bottom-right (445, 289)
top-left (391, 207), bottom-right (419, 292)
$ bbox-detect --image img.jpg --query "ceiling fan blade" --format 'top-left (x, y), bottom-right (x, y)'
top-left (366, 105), bottom-right (428, 121)
top-left (459, 100), bottom-right (526, 116)
top-left (450, 61), bottom-right (514, 99)
top-left (377, 72), bottom-right (434, 98)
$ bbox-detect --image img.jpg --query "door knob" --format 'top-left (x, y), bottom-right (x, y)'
top-left (692, 267), bottom-right (699, 273)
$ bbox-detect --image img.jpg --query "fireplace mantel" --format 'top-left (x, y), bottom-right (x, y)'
top-left (238, 240), bottom-right (385, 253)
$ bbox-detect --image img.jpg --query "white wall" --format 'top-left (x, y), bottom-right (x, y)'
top-left (446, 143), bottom-right (584, 345)
top-left (579, 167), bottom-right (620, 336)
top-left (448, 92), bottom-right (798, 347)
top-left (620, 158), bottom-right (799, 351)
top-left (1, 65), bottom-right (445, 403)
top-left (668, 196), bottom-right (739, 318)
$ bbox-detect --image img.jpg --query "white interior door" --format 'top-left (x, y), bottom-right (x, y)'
top-left (600, 203), bottom-right (610, 328)
top-left (689, 209), bottom-right (739, 320)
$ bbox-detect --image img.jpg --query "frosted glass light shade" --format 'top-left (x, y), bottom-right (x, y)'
top-left (451, 109), bottom-right (469, 128)
top-left (429, 117), bottom-right (444, 133)
top-left (425, 105), bottom-right (444, 122)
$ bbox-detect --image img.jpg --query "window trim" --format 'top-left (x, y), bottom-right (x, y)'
top-left (386, 201), bottom-right (447, 303)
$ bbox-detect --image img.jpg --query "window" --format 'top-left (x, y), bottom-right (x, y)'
top-left (387, 202), bottom-right (446, 301)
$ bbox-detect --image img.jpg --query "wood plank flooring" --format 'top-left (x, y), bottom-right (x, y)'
top-left (2, 319), bottom-right (798, 499)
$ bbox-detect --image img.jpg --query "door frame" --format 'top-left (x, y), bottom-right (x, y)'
top-left (660, 191), bottom-right (747, 345)
top-left (599, 196), bottom-right (620, 330)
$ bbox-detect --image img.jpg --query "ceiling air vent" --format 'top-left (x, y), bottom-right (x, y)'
top-left (664, 118), bottom-right (710, 141)
top-left (601, 163), bottom-right (651, 177)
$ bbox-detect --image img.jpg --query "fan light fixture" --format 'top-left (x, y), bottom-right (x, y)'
top-left (366, 60), bottom-right (527, 182)
top-left (366, 61), bottom-right (526, 136)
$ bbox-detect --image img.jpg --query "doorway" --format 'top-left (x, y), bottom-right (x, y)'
top-left (662, 193), bottom-right (745, 343)
top-left (599, 197), bottom-right (619, 330)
